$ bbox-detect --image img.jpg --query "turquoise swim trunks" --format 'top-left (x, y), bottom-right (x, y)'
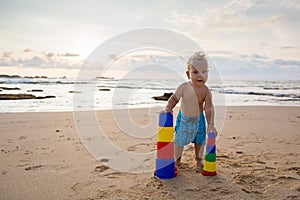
top-left (174, 111), bottom-right (206, 146)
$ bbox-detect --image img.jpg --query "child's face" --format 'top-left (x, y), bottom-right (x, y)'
top-left (186, 59), bottom-right (208, 87)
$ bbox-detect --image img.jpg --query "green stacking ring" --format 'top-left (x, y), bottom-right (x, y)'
top-left (205, 153), bottom-right (216, 162)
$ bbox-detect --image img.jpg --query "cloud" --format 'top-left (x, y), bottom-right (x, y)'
top-left (207, 51), bottom-right (233, 55)
top-left (61, 53), bottom-right (80, 57)
top-left (253, 54), bottom-right (268, 59)
top-left (167, 0), bottom-right (288, 35)
top-left (279, 0), bottom-right (300, 9)
top-left (42, 52), bottom-right (80, 58)
top-left (211, 55), bottom-right (300, 77)
top-left (164, 0), bottom-right (297, 61)
top-left (45, 52), bottom-right (54, 58)
top-left (166, 0), bottom-right (256, 34)
top-left (1, 49), bottom-right (299, 80)
top-left (23, 49), bottom-right (34, 52)
top-left (281, 46), bottom-right (297, 49)
top-left (0, 50), bottom-right (83, 69)
top-left (2, 51), bottom-right (13, 58)
top-left (18, 56), bottom-right (44, 67)
top-left (239, 54), bottom-right (268, 60)
top-left (274, 58), bottom-right (300, 66)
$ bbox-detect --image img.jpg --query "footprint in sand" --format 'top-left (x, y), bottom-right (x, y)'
top-left (16, 163), bottom-right (30, 168)
top-left (25, 165), bottom-right (43, 171)
top-left (2, 170), bottom-right (8, 175)
top-left (94, 165), bottom-right (110, 173)
top-left (127, 143), bottom-right (150, 152)
top-left (271, 176), bottom-right (298, 182)
top-left (127, 146), bottom-right (137, 152)
top-left (19, 135), bottom-right (27, 140)
top-left (103, 172), bottom-right (123, 179)
top-left (255, 160), bottom-right (266, 164)
top-left (217, 155), bottom-right (230, 159)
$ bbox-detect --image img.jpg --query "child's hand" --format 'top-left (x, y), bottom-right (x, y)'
top-left (207, 125), bottom-right (218, 137)
top-left (160, 108), bottom-right (173, 114)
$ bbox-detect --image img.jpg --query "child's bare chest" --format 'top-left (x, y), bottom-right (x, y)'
top-left (183, 85), bottom-right (206, 104)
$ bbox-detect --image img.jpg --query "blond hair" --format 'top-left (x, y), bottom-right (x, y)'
top-left (186, 51), bottom-right (207, 71)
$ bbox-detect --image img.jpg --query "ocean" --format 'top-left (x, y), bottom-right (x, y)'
top-left (0, 76), bottom-right (299, 113)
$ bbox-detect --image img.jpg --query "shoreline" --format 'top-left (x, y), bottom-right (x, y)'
top-left (0, 104), bottom-right (299, 114)
top-left (1, 106), bottom-right (299, 199)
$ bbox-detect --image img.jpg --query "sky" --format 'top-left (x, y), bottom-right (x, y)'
top-left (0, 0), bottom-right (299, 80)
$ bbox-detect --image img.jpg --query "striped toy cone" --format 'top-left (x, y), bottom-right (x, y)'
top-left (154, 112), bottom-right (178, 179)
top-left (202, 131), bottom-right (217, 176)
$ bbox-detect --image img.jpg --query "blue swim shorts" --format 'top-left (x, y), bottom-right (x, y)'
top-left (174, 111), bottom-right (206, 146)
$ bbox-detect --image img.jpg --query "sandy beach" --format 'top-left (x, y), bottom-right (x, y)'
top-left (0, 106), bottom-right (299, 200)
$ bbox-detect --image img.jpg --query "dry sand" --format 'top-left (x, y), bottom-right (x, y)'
top-left (0, 106), bottom-right (299, 200)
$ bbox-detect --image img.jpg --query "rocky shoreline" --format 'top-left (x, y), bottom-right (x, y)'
top-left (0, 81), bottom-right (55, 100)
top-left (0, 94), bottom-right (55, 100)
top-left (152, 92), bottom-right (173, 101)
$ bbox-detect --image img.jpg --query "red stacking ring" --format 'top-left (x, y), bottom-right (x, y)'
top-left (157, 142), bottom-right (174, 159)
top-left (207, 138), bottom-right (216, 146)
top-left (202, 170), bottom-right (217, 176)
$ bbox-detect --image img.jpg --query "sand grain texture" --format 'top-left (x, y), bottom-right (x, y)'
top-left (0, 106), bottom-right (299, 199)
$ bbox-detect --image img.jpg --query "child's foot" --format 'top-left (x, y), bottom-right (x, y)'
top-left (195, 161), bottom-right (203, 173)
top-left (176, 162), bottom-right (182, 169)
top-left (175, 157), bottom-right (181, 167)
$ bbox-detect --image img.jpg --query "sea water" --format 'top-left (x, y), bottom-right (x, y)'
top-left (0, 76), bottom-right (299, 112)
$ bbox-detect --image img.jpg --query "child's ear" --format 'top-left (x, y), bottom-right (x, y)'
top-left (186, 71), bottom-right (190, 79)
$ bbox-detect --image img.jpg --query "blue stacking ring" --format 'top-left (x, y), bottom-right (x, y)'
top-left (159, 112), bottom-right (173, 127)
top-left (155, 158), bottom-right (175, 179)
top-left (208, 131), bottom-right (215, 138)
top-left (206, 144), bottom-right (216, 154)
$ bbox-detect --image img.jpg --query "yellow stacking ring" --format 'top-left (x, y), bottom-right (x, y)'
top-left (203, 160), bottom-right (216, 172)
top-left (157, 127), bottom-right (174, 142)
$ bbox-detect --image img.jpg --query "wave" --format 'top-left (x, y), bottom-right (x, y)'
top-left (97, 85), bottom-right (176, 91)
top-left (219, 90), bottom-right (300, 99)
top-left (0, 79), bottom-right (90, 85)
top-left (263, 87), bottom-right (300, 90)
top-left (0, 79), bottom-right (175, 90)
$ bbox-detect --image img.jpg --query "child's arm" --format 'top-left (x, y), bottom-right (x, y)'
top-left (164, 94), bottom-right (179, 113)
top-left (204, 89), bottom-right (218, 136)
top-left (163, 83), bottom-right (183, 113)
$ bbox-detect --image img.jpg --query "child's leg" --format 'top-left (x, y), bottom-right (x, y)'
top-left (194, 144), bottom-right (204, 166)
top-left (175, 145), bottom-right (184, 166)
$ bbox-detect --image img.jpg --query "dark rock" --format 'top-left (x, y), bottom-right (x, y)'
top-left (0, 74), bottom-right (48, 79)
top-left (0, 74), bottom-right (21, 78)
top-left (68, 91), bottom-right (81, 93)
top-left (36, 95), bottom-right (55, 99)
top-left (95, 76), bottom-right (114, 79)
top-left (0, 87), bottom-right (21, 90)
top-left (0, 94), bottom-right (56, 100)
top-left (27, 89), bottom-right (44, 92)
top-left (24, 75), bottom-right (48, 79)
top-left (152, 93), bottom-right (173, 101)
top-left (99, 88), bottom-right (110, 91)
